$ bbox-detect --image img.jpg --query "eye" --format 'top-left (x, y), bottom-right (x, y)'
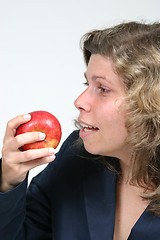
top-left (98, 85), bottom-right (111, 94)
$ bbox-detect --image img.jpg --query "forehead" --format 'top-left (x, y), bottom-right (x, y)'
top-left (86, 54), bottom-right (116, 76)
top-left (85, 54), bottom-right (125, 89)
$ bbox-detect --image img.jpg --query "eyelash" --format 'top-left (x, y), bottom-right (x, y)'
top-left (83, 81), bottom-right (111, 95)
top-left (83, 82), bottom-right (88, 86)
top-left (98, 86), bottom-right (110, 94)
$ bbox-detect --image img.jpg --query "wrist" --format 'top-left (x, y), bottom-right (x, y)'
top-left (0, 178), bottom-right (16, 192)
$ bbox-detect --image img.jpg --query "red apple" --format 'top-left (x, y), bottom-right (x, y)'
top-left (16, 110), bottom-right (62, 151)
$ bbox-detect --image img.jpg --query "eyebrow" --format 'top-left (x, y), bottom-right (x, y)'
top-left (84, 72), bottom-right (112, 85)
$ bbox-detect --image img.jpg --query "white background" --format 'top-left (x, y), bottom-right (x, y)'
top-left (0, 0), bottom-right (159, 182)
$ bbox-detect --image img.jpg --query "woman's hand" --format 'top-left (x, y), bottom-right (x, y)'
top-left (1, 114), bottom-right (55, 192)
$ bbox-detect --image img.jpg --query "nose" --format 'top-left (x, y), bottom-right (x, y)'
top-left (74, 89), bottom-right (91, 112)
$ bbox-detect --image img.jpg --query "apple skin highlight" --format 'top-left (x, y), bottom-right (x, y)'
top-left (16, 111), bottom-right (62, 151)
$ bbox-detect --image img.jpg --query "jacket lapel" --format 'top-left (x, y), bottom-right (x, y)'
top-left (83, 157), bottom-right (160, 240)
top-left (83, 159), bottom-right (117, 240)
top-left (129, 208), bottom-right (160, 240)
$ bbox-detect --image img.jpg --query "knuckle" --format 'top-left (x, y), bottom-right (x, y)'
top-left (14, 136), bottom-right (21, 147)
top-left (1, 146), bottom-right (10, 159)
top-left (6, 120), bottom-right (13, 130)
top-left (2, 154), bottom-right (12, 167)
top-left (6, 115), bottom-right (23, 132)
top-left (11, 165), bottom-right (21, 177)
top-left (1, 146), bottom-right (6, 156)
top-left (22, 150), bottom-right (31, 160)
top-left (6, 158), bottom-right (13, 166)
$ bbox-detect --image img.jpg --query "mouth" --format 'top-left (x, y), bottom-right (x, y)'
top-left (76, 119), bottom-right (99, 132)
top-left (80, 123), bottom-right (99, 132)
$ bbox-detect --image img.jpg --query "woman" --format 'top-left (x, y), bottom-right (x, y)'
top-left (0, 21), bottom-right (160, 240)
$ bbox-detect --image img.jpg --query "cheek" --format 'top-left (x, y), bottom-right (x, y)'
top-left (100, 103), bottom-right (127, 135)
top-left (98, 102), bottom-right (119, 122)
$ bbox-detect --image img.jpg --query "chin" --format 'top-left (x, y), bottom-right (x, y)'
top-left (83, 142), bottom-right (101, 156)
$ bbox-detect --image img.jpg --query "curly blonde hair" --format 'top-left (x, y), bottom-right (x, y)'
top-left (81, 21), bottom-right (160, 216)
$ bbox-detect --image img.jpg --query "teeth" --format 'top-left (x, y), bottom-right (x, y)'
top-left (84, 128), bottom-right (92, 132)
top-left (81, 123), bottom-right (97, 129)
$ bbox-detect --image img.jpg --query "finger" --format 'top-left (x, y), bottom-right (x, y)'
top-left (4, 114), bottom-right (31, 140)
top-left (13, 131), bottom-right (46, 150)
top-left (16, 147), bottom-right (55, 164)
top-left (23, 155), bottom-right (55, 172)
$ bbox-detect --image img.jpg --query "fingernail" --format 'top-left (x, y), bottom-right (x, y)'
top-left (47, 155), bottom-right (55, 162)
top-left (49, 148), bottom-right (55, 155)
top-left (24, 114), bottom-right (31, 120)
top-left (39, 132), bottom-right (46, 140)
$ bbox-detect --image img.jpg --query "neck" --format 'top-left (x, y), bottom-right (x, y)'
top-left (118, 154), bottom-right (133, 183)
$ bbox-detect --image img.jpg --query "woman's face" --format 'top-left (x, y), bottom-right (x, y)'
top-left (74, 54), bottom-right (129, 160)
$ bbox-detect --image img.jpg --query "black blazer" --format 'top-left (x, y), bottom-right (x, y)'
top-left (0, 130), bottom-right (160, 239)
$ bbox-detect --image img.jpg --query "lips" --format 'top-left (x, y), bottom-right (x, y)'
top-left (77, 120), bottom-right (99, 138)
